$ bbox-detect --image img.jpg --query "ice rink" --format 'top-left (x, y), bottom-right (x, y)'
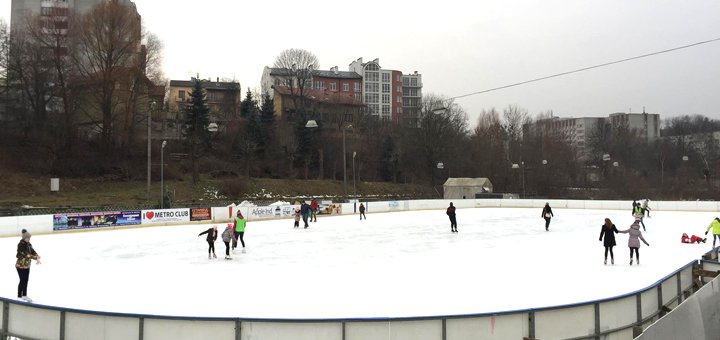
top-left (1, 207), bottom-right (717, 319)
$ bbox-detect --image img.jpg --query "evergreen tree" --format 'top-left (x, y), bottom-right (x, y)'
top-left (378, 136), bottom-right (399, 182)
top-left (258, 93), bottom-right (276, 157)
top-left (182, 78), bottom-right (211, 184)
top-left (239, 88), bottom-right (258, 118)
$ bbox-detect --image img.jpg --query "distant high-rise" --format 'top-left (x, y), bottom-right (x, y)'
top-left (349, 57), bottom-right (421, 123)
top-left (11, 0), bottom-right (139, 30)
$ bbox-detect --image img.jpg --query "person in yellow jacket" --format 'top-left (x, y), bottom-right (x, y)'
top-left (706, 217), bottom-right (720, 247)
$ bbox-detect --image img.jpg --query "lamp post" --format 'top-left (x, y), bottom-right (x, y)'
top-left (511, 162), bottom-right (525, 198)
top-left (160, 140), bottom-right (167, 209)
top-left (353, 151), bottom-right (357, 199)
top-left (147, 101), bottom-right (155, 201)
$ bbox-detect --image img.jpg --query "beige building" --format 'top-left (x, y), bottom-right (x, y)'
top-left (167, 78), bottom-right (241, 121)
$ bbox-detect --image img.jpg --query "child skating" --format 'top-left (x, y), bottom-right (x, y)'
top-left (198, 225), bottom-right (218, 259)
top-left (681, 233), bottom-right (706, 244)
top-left (618, 221), bottom-right (649, 265)
top-left (221, 225), bottom-right (235, 259)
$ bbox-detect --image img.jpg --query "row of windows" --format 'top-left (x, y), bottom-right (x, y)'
top-left (276, 78), bottom-right (361, 92)
top-left (402, 77), bottom-right (419, 87)
top-left (41, 7), bottom-right (69, 16)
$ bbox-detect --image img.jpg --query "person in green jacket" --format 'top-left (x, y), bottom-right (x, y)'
top-left (705, 217), bottom-right (720, 247)
top-left (233, 211), bottom-right (246, 251)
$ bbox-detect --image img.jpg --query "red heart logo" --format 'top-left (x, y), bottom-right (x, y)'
top-left (145, 211), bottom-right (154, 220)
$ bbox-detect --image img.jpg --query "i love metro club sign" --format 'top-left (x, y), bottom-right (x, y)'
top-left (141, 208), bottom-right (191, 224)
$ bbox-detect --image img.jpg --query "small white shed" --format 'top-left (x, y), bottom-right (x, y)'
top-left (443, 178), bottom-right (493, 199)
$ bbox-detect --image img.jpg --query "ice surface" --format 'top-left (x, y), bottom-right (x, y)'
top-left (0, 207), bottom-right (715, 319)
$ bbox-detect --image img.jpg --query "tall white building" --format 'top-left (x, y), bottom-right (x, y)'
top-left (349, 57), bottom-right (421, 123)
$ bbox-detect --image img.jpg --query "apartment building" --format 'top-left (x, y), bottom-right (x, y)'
top-left (262, 58), bottom-right (422, 124)
top-left (525, 112), bottom-right (660, 160)
top-left (11, 0), bottom-right (139, 29)
top-left (168, 78), bottom-right (241, 120)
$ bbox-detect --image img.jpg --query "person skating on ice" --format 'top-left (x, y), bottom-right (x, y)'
top-left (293, 208), bottom-right (301, 228)
top-left (632, 202), bottom-right (646, 231)
top-left (705, 217), bottom-right (720, 247)
top-left (681, 233), bottom-right (706, 244)
top-left (310, 197), bottom-right (319, 222)
top-left (359, 203), bottom-right (366, 220)
top-left (641, 198), bottom-right (651, 218)
top-left (198, 225), bottom-right (218, 259)
top-left (618, 221), bottom-right (649, 265)
top-left (599, 218), bottom-right (619, 265)
top-left (221, 225), bottom-right (235, 259)
top-left (234, 211), bottom-right (247, 251)
top-left (300, 201), bottom-right (311, 228)
top-left (446, 202), bottom-right (457, 232)
top-left (541, 202), bottom-right (554, 231)
top-left (16, 229), bottom-right (41, 302)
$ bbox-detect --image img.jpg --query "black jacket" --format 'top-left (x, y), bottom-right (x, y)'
top-left (198, 228), bottom-right (217, 242)
top-left (599, 224), bottom-right (619, 247)
top-left (541, 206), bottom-right (554, 218)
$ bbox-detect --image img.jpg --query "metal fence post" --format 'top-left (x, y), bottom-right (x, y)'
top-left (594, 303), bottom-right (600, 340)
top-left (657, 285), bottom-right (664, 319)
top-left (235, 319), bottom-right (241, 340)
top-left (138, 317), bottom-right (144, 340)
top-left (676, 273), bottom-right (683, 304)
top-left (528, 311), bottom-right (535, 339)
top-left (2, 301), bottom-right (8, 339)
top-left (60, 311), bottom-right (65, 340)
top-left (442, 319), bottom-right (447, 340)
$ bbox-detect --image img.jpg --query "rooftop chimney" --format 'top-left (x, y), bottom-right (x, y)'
top-left (216, 77), bottom-right (219, 83)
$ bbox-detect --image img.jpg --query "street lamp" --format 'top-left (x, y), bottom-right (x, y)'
top-left (353, 151), bottom-right (357, 199)
top-left (511, 162), bottom-right (525, 198)
top-left (160, 140), bottom-right (167, 209)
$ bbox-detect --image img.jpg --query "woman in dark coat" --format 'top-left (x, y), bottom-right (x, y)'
top-left (599, 218), bottom-right (619, 265)
top-left (541, 203), bottom-right (554, 231)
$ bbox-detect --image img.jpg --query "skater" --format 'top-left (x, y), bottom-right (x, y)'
top-left (221, 225), bottom-right (235, 259)
top-left (233, 211), bottom-right (246, 250)
top-left (541, 202), bottom-right (554, 231)
top-left (681, 233), bottom-right (706, 244)
top-left (198, 225), bottom-right (218, 259)
top-left (293, 208), bottom-right (301, 228)
top-left (300, 201), bottom-right (311, 228)
top-left (359, 203), bottom-right (366, 220)
top-left (310, 198), bottom-right (319, 222)
top-left (16, 229), bottom-right (40, 302)
top-left (632, 202), bottom-right (646, 231)
top-left (618, 221), bottom-right (649, 265)
top-left (705, 217), bottom-right (720, 247)
top-left (599, 218), bottom-right (619, 265)
top-left (447, 202), bottom-right (457, 232)
top-left (641, 199), bottom-right (651, 217)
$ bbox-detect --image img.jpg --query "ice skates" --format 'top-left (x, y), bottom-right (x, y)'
top-left (212, 253), bottom-right (217, 259)
top-left (604, 258), bottom-right (607, 265)
top-left (208, 254), bottom-right (211, 259)
top-left (20, 296), bottom-right (32, 303)
top-left (225, 255), bottom-right (232, 260)
top-left (611, 258), bottom-right (614, 265)
top-left (630, 259), bottom-right (633, 266)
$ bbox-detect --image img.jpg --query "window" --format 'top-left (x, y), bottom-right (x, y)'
top-left (342, 83), bottom-right (349, 92)
top-left (314, 80), bottom-right (324, 90)
top-left (382, 84), bottom-right (390, 93)
top-left (382, 94), bottom-right (390, 104)
top-left (354, 83), bottom-right (361, 92)
top-left (382, 105), bottom-right (390, 114)
top-left (178, 90), bottom-right (185, 101)
top-left (410, 78), bottom-right (418, 86)
top-left (365, 72), bottom-right (379, 82)
top-left (365, 83), bottom-right (379, 92)
top-left (382, 73), bottom-right (390, 82)
top-left (396, 86), bottom-right (401, 93)
top-left (329, 82), bottom-right (337, 91)
top-left (396, 97), bottom-right (402, 103)
top-left (364, 93), bottom-right (379, 103)
top-left (354, 93), bottom-right (362, 102)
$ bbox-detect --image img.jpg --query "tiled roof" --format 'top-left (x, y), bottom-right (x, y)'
top-left (169, 80), bottom-right (239, 91)
top-left (270, 68), bottom-right (361, 79)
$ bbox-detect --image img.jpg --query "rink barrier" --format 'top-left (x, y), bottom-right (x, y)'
top-left (4, 198), bottom-right (720, 237)
top-left (1, 258), bottom-right (717, 339)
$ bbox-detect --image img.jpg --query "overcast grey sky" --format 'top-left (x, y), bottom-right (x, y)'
top-left (3, 0), bottom-right (720, 125)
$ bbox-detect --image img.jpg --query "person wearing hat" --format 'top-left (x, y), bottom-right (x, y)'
top-left (233, 211), bottom-right (246, 251)
top-left (618, 221), bottom-right (650, 265)
top-left (198, 225), bottom-right (218, 259)
top-left (16, 229), bottom-right (41, 302)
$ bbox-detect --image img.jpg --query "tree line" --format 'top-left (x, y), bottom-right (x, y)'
top-left (1, 5), bottom-right (717, 201)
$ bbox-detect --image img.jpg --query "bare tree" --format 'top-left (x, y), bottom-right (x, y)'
top-left (69, 0), bottom-right (142, 157)
top-left (272, 48), bottom-right (319, 118)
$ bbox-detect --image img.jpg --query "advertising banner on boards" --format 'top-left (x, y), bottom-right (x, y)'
top-left (190, 207), bottom-right (212, 221)
top-left (249, 205), bottom-right (297, 220)
top-left (142, 208), bottom-right (190, 224)
top-left (53, 211), bottom-right (141, 231)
